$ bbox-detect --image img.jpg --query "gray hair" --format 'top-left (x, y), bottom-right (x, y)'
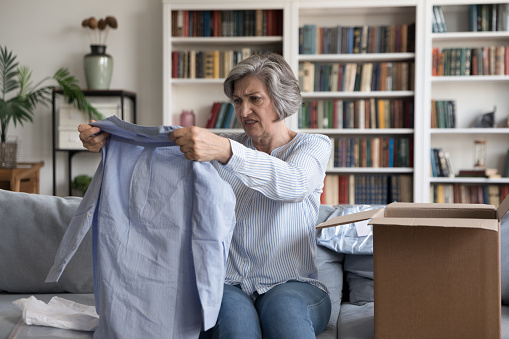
top-left (223, 53), bottom-right (302, 121)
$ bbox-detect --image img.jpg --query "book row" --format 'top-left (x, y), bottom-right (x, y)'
top-left (431, 183), bottom-right (509, 207)
top-left (171, 9), bottom-right (283, 37)
top-left (431, 148), bottom-right (453, 178)
top-left (469, 4), bottom-right (509, 32)
top-left (205, 102), bottom-right (240, 129)
top-left (171, 48), bottom-right (275, 79)
top-left (298, 23), bottom-right (415, 55)
top-left (328, 137), bottom-right (413, 169)
top-left (432, 46), bottom-right (509, 76)
top-left (299, 98), bottom-right (414, 129)
top-left (321, 174), bottom-right (413, 205)
top-left (430, 100), bottom-right (456, 129)
top-left (299, 62), bottom-right (415, 93)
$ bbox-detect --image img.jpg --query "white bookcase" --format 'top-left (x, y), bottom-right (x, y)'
top-left (423, 0), bottom-right (509, 203)
top-left (162, 0), bottom-right (292, 130)
top-left (290, 0), bottom-right (424, 204)
top-left (163, 0), bottom-right (509, 204)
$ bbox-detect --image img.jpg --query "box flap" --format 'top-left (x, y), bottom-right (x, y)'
top-left (316, 208), bottom-right (384, 229)
top-left (369, 217), bottom-right (499, 231)
top-left (385, 202), bottom-right (497, 219)
top-left (498, 193), bottom-right (509, 220)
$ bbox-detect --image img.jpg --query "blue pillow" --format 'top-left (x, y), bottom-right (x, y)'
top-left (0, 189), bottom-right (92, 293)
top-left (344, 254), bottom-right (374, 306)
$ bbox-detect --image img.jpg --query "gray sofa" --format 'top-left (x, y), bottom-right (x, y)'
top-left (1, 189), bottom-right (508, 339)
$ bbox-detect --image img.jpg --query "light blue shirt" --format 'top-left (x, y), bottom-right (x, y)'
top-left (215, 132), bottom-right (331, 298)
top-left (47, 116), bottom-right (236, 338)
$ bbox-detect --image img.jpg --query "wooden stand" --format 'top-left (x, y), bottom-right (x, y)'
top-left (0, 161), bottom-right (44, 194)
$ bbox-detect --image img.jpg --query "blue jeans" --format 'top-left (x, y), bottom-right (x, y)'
top-left (200, 281), bottom-right (331, 339)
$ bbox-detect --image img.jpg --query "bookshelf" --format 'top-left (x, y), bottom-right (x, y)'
top-left (423, 0), bottom-right (509, 204)
top-left (163, 1), bottom-right (291, 130)
top-left (291, 0), bottom-right (423, 205)
top-left (163, 0), bottom-right (509, 205)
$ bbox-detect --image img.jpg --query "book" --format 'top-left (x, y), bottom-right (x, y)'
top-left (222, 103), bottom-right (235, 128)
top-left (206, 101), bottom-right (222, 128)
top-left (457, 168), bottom-right (499, 178)
top-left (204, 51), bottom-right (215, 78)
top-left (504, 149), bottom-right (509, 177)
top-left (302, 62), bottom-right (315, 92)
top-left (214, 102), bottom-right (229, 128)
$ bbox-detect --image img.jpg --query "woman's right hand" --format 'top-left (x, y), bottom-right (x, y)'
top-left (78, 120), bottom-right (110, 153)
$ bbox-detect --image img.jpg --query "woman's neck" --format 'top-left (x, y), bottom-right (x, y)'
top-left (251, 122), bottom-right (297, 154)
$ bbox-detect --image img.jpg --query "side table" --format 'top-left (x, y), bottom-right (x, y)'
top-left (0, 161), bottom-right (44, 194)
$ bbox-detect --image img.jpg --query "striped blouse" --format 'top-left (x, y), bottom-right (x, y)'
top-left (213, 132), bottom-right (332, 298)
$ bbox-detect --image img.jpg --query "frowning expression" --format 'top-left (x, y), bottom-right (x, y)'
top-left (232, 76), bottom-right (279, 140)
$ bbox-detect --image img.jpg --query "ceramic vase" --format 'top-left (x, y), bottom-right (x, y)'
top-left (84, 45), bottom-right (113, 90)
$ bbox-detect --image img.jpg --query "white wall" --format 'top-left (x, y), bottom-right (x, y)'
top-left (0, 0), bottom-right (163, 195)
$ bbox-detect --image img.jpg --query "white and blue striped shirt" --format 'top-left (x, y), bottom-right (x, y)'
top-left (214, 132), bottom-right (332, 297)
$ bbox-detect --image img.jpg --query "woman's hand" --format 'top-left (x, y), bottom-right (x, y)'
top-left (78, 121), bottom-right (110, 153)
top-left (169, 126), bottom-right (232, 164)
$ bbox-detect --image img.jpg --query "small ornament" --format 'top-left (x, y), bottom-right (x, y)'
top-left (180, 110), bottom-right (195, 127)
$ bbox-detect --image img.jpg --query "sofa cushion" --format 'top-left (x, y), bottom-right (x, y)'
top-left (344, 254), bottom-right (374, 306)
top-left (316, 204), bottom-right (344, 333)
top-left (336, 302), bottom-right (374, 339)
top-left (0, 190), bottom-right (92, 293)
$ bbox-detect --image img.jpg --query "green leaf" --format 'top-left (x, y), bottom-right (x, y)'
top-left (0, 45), bottom-right (103, 142)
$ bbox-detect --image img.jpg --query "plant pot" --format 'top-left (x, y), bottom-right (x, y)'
top-left (84, 45), bottom-right (113, 90)
top-left (0, 139), bottom-right (18, 168)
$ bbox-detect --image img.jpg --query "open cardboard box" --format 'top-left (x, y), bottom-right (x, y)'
top-left (317, 196), bottom-right (509, 339)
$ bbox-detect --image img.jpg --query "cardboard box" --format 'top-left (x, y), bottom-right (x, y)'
top-left (317, 197), bottom-right (509, 339)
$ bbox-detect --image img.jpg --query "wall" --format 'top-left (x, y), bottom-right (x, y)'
top-left (0, 0), bottom-right (163, 195)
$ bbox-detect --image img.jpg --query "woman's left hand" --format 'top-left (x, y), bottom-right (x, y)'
top-left (169, 126), bottom-right (232, 164)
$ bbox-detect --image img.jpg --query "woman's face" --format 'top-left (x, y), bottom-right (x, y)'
top-left (232, 76), bottom-right (279, 140)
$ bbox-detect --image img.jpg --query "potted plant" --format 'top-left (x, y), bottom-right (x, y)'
top-left (0, 45), bottom-right (103, 167)
top-left (71, 174), bottom-right (93, 196)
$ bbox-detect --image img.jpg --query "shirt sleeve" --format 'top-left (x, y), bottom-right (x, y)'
top-left (217, 134), bottom-right (331, 203)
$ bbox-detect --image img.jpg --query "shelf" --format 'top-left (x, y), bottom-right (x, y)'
top-left (301, 91), bottom-right (414, 99)
top-left (430, 177), bottom-right (509, 184)
top-left (298, 53), bottom-right (416, 62)
top-left (171, 36), bottom-right (283, 45)
top-left (432, 31), bottom-right (509, 42)
top-left (327, 167), bottom-right (414, 174)
top-left (432, 75), bottom-right (509, 82)
top-left (301, 128), bottom-right (414, 135)
top-left (52, 89), bottom-right (137, 196)
top-left (430, 128), bottom-right (509, 134)
top-left (210, 128), bottom-right (243, 134)
top-left (171, 78), bottom-right (225, 84)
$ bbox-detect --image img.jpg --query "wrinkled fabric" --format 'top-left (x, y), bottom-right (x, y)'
top-left (47, 116), bottom-right (236, 339)
top-left (13, 296), bottom-right (99, 331)
top-left (317, 205), bottom-right (385, 254)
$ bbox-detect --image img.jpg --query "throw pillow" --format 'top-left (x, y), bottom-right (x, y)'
top-left (344, 254), bottom-right (374, 305)
top-left (0, 189), bottom-right (93, 293)
top-left (315, 204), bottom-right (344, 327)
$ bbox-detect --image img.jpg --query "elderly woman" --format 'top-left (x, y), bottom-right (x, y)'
top-left (79, 53), bottom-right (332, 339)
